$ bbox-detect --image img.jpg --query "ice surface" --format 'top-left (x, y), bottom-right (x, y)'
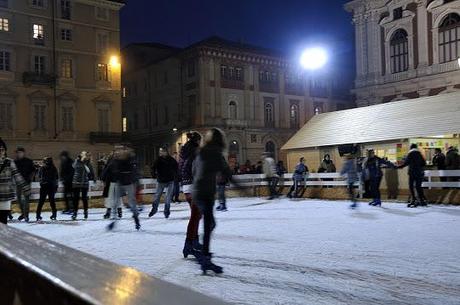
top-left (11, 198), bottom-right (460, 305)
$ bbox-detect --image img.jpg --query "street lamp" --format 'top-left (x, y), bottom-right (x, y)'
top-left (300, 47), bottom-right (328, 70)
top-left (110, 55), bottom-right (120, 67)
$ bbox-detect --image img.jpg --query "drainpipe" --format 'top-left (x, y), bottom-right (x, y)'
top-left (51, 0), bottom-right (58, 139)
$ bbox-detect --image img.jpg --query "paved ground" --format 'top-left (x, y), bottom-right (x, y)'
top-left (12, 198), bottom-right (460, 305)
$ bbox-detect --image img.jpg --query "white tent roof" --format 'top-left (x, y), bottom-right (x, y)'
top-left (282, 92), bottom-right (460, 150)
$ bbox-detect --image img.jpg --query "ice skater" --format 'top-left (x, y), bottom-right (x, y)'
top-left (398, 144), bottom-right (427, 208)
top-left (71, 151), bottom-right (95, 220)
top-left (216, 169), bottom-right (229, 211)
top-left (179, 132), bottom-right (203, 260)
top-left (36, 157), bottom-right (59, 221)
top-left (262, 152), bottom-right (279, 200)
top-left (101, 152), bottom-right (123, 219)
top-left (59, 151), bottom-right (74, 215)
top-left (287, 157), bottom-right (308, 199)
top-left (340, 153), bottom-right (359, 209)
top-left (192, 128), bottom-right (233, 274)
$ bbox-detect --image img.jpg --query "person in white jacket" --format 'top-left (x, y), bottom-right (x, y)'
top-left (262, 152), bottom-right (279, 200)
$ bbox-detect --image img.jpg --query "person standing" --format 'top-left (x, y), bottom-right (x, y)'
top-left (14, 147), bottom-right (36, 222)
top-left (363, 149), bottom-right (396, 207)
top-left (149, 146), bottom-right (178, 219)
top-left (36, 157), bottom-right (59, 221)
top-left (340, 153), bottom-right (359, 209)
top-left (101, 152), bottom-right (123, 219)
top-left (432, 148), bottom-right (446, 170)
top-left (262, 152), bottom-right (278, 200)
top-left (192, 128), bottom-right (232, 274)
top-left (172, 151), bottom-right (181, 203)
top-left (59, 151), bottom-right (74, 214)
top-left (319, 154), bottom-right (336, 173)
top-left (107, 146), bottom-right (141, 231)
top-left (71, 151), bottom-right (95, 220)
top-left (216, 167), bottom-right (230, 211)
top-left (0, 139), bottom-right (31, 225)
top-left (179, 132), bottom-right (203, 259)
top-left (446, 146), bottom-right (460, 182)
top-left (398, 144), bottom-right (427, 207)
top-left (287, 157), bottom-right (308, 198)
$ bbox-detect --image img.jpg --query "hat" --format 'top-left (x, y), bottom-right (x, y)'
top-left (0, 138), bottom-right (7, 151)
top-left (16, 147), bottom-right (25, 153)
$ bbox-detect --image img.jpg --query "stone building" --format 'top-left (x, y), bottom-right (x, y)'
top-left (345, 0), bottom-right (460, 106)
top-left (0, 0), bottom-right (124, 161)
top-left (122, 37), bottom-right (353, 169)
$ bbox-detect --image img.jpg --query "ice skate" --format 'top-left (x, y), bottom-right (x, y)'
top-left (71, 213), bottom-right (77, 220)
top-left (134, 215), bottom-right (141, 230)
top-left (183, 240), bottom-right (202, 259)
top-left (117, 208), bottom-right (123, 219)
top-left (36, 216), bottom-right (43, 222)
top-left (148, 207), bottom-right (157, 218)
top-left (408, 201), bottom-right (418, 208)
top-left (370, 200), bottom-right (381, 207)
top-left (200, 255), bottom-right (223, 275)
top-left (50, 212), bottom-right (57, 221)
top-left (84, 210), bottom-right (88, 220)
top-left (349, 202), bottom-right (358, 209)
top-left (103, 208), bottom-right (111, 219)
top-left (18, 214), bottom-right (25, 221)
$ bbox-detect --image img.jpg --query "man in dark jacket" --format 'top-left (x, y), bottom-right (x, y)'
top-left (363, 149), bottom-right (396, 207)
top-left (149, 146), bottom-right (178, 219)
top-left (15, 147), bottom-right (36, 222)
top-left (398, 144), bottom-right (427, 207)
top-left (59, 151), bottom-right (74, 214)
top-left (432, 148), bottom-right (446, 170)
top-left (446, 146), bottom-right (460, 182)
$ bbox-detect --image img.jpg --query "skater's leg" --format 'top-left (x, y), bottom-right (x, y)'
top-left (124, 184), bottom-right (139, 217)
top-left (0, 210), bottom-right (8, 224)
top-left (72, 188), bottom-right (80, 216)
top-left (408, 175), bottom-right (416, 203)
top-left (36, 186), bottom-right (47, 220)
top-left (151, 183), bottom-right (165, 214)
top-left (186, 194), bottom-right (201, 241)
top-left (164, 181), bottom-right (174, 217)
top-left (109, 183), bottom-right (118, 219)
top-left (201, 201), bottom-right (215, 256)
top-left (81, 188), bottom-right (89, 218)
top-left (415, 176), bottom-right (426, 202)
top-left (49, 187), bottom-right (57, 217)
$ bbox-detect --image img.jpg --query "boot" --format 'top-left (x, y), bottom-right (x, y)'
top-left (117, 208), bottom-right (123, 219)
top-left (84, 210), bottom-right (88, 220)
top-left (199, 254), bottom-right (223, 275)
top-left (8, 212), bottom-right (13, 221)
top-left (71, 213), bottom-right (77, 220)
top-left (408, 201), bottom-right (418, 208)
top-left (36, 215), bottom-right (43, 222)
top-left (183, 240), bottom-right (202, 259)
top-left (370, 200), bottom-right (381, 207)
top-left (103, 208), bottom-right (111, 219)
top-left (193, 237), bottom-right (203, 251)
top-left (148, 206), bottom-right (158, 218)
top-left (50, 211), bottom-right (57, 221)
top-left (134, 215), bottom-right (141, 231)
top-left (18, 214), bottom-right (25, 221)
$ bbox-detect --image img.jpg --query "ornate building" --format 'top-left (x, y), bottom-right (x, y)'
top-left (0, 0), bottom-right (124, 160)
top-left (345, 0), bottom-right (460, 106)
top-left (122, 37), bottom-right (353, 169)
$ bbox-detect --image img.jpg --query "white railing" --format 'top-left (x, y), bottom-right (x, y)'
top-left (26, 170), bottom-right (460, 200)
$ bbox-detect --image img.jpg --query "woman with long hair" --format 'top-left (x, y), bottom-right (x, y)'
top-left (192, 128), bottom-right (232, 274)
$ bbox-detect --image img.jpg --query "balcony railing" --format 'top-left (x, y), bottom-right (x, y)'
top-left (259, 81), bottom-right (279, 93)
top-left (89, 132), bottom-right (122, 144)
top-left (221, 79), bottom-right (244, 90)
top-left (22, 72), bottom-right (56, 87)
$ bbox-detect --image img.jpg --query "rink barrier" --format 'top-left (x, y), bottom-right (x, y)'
top-left (0, 224), bottom-right (231, 305)
top-left (26, 170), bottom-right (460, 200)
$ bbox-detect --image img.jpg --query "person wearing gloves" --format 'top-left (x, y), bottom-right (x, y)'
top-left (0, 138), bottom-right (31, 225)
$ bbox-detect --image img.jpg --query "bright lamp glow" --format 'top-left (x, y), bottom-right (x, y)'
top-left (300, 47), bottom-right (328, 70)
top-left (110, 55), bottom-right (120, 66)
top-left (457, 57), bottom-right (460, 67)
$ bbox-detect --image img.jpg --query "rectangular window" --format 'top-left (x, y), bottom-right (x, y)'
top-left (393, 7), bottom-right (403, 20)
top-left (97, 109), bottom-right (109, 132)
top-left (122, 117), bottom-right (127, 132)
top-left (97, 63), bottom-right (108, 81)
top-left (33, 104), bottom-right (46, 130)
top-left (61, 0), bottom-right (71, 19)
top-left (96, 7), bottom-right (109, 20)
top-left (33, 24), bottom-right (44, 45)
top-left (61, 59), bottom-right (72, 78)
top-left (97, 33), bottom-right (108, 53)
top-left (0, 103), bottom-right (12, 130)
top-left (0, 18), bottom-right (9, 32)
top-left (34, 56), bottom-right (45, 75)
top-left (61, 29), bottom-right (72, 41)
top-left (32, 0), bottom-right (44, 7)
top-left (0, 51), bottom-right (10, 71)
top-left (62, 106), bottom-right (73, 131)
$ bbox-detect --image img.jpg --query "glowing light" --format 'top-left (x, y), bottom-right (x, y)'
top-left (172, 127), bottom-right (178, 132)
top-left (457, 57), bottom-right (460, 67)
top-left (110, 55), bottom-right (120, 67)
top-left (300, 47), bottom-right (328, 70)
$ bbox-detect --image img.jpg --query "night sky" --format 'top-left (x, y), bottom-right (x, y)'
top-left (120, 0), bottom-right (354, 70)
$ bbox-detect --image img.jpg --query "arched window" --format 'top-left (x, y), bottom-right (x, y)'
top-left (265, 141), bottom-right (276, 155)
top-left (289, 104), bottom-right (299, 129)
top-left (264, 102), bottom-right (274, 127)
top-left (228, 101), bottom-right (237, 120)
top-left (390, 29), bottom-right (409, 73)
top-left (314, 104), bottom-right (323, 115)
top-left (439, 13), bottom-right (460, 63)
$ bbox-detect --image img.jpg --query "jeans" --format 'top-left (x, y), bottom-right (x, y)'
top-left (16, 184), bottom-right (30, 218)
top-left (115, 183), bottom-right (139, 218)
top-left (288, 179), bottom-right (302, 197)
top-left (409, 175), bottom-right (425, 202)
top-left (37, 184), bottom-right (57, 218)
top-left (185, 193), bottom-right (202, 241)
top-left (266, 177), bottom-right (278, 197)
top-left (152, 181), bottom-right (174, 216)
top-left (348, 182), bottom-right (356, 203)
top-left (73, 187), bottom-right (89, 215)
top-left (369, 176), bottom-right (382, 201)
top-left (196, 199), bottom-right (216, 256)
top-left (217, 184), bottom-right (226, 206)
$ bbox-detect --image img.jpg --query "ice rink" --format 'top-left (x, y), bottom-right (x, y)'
top-left (11, 198), bottom-right (460, 305)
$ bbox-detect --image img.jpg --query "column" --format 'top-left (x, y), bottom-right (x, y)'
top-left (417, 2), bottom-right (429, 68)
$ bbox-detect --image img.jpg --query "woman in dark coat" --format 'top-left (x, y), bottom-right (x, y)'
top-left (36, 157), bottom-right (59, 221)
top-left (71, 151), bottom-right (95, 220)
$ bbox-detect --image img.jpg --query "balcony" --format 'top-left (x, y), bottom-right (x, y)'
top-left (285, 83), bottom-right (305, 96)
top-left (22, 72), bottom-right (56, 87)
top-left (221, 79), bottom-right (244, 90)
top-left (90, 132), bottom-right (122, 144)
top-left (259, 81), bottom-right (279, 94)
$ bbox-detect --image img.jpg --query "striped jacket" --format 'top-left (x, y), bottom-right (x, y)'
top-left (0, 158), bottom-right (31, 203)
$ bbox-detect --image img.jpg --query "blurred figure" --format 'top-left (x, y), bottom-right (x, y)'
top-left (193, 128), bottom-right (232, 274)
top-left (72, 151), bottom-right (95, 220)
top-left (149, 146), bottom-right (178, 219)
top-left (446, 146), bottom-right (460, 182)
top-left (59, 151), bottom-right (74, 214)
top-left (172, 151), bottom-right (181, 203)
top-left (101, 151), bottom-right (123, 219)
top-left (216, 168), bottom-right (230, 211)
top-left (0, 139), bottom-right (31, 225)
top-left (255, 161), bottom-right (263, 174)
top-left (398, 144), bottom-right (427, 207)
top-left (36, 157), bottom-right (59, 221)
top-left (262, 152), bottom-right (278, 200)
top-left (432, 148), bottom-right (446, 170)
top-left (107, 146), bottom-right (140, 230)
top-left (179, 131), bottom-right (203, 259)
top-left (287, 157), bottom-right (308, 199)
top-left (362, 149), bottom-right (396, 207)
top-left (276, 160), bottom-right (287, 177)
top-left (318, 154), bottom-right (336, 173)
top-left (14, 147), bottom-right (36, 222)
top-left (340, 153), bottom-right (359, 209)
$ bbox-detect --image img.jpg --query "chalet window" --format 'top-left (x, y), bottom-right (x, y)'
top-left (438, 13), bottom-right (460, 63)
top-left (0, 51), bottom-right (10, 71)
top-left (390, 29), bottom-right (409, 73)
top-left (0, 18), bottom-right (9, 32)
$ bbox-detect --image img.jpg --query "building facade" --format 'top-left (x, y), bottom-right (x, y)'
top-left (122, 37), bottom-right (353, 170)
top-left (346, 0), bottom-right (460, 106)
top-left (0, 0), bottom-right (123, 161)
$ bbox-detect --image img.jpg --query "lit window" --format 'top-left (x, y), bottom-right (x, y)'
top-left (61, 29), bottom-right (72, 41)
top-left (122, 117), bottom-right (127, 132)
top-left (390, 29), bottom-right (409, 73)
top-left (122, 87), bottom-right (127, 98)
top-left (290, 103), bottom-right (299, 129)
top-left (97, 63), bottom-right (108, 81)
top-left (61, 59), bottom-right (72, 78)
top-left (34, 56), bottom-right (45, 75)
top-left (61, 0), bottom-right (71, 19)
top-left (33, 24), bottom-right (44, 44)
top-left (62, 106), bottom-right (73, 131)
top-left (0, 18), bottom-right (9, 32)
top-left (0, 51), bottom-right (10, 71)
top-left (438, 13), bottom-right (460, 63)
